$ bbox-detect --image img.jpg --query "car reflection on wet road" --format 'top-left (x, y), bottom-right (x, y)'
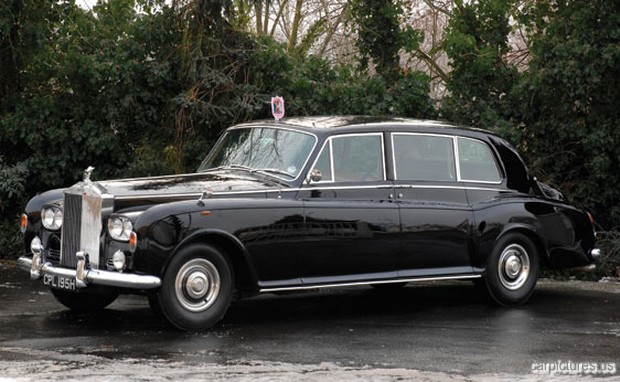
top-left (0, 263), bottom-right (619, 381)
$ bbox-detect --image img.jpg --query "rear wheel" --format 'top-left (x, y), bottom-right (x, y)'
top-left (156, 244), bottom-right (234, 331)
top-left (50, 289), bottom-right (118, 311)
top-left (484, 233), bottom-right (540, 306)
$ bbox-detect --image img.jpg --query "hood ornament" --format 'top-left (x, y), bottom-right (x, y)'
top-left (83, 166), bottom-right (95, 182)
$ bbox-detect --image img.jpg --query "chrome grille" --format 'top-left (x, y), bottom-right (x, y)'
top-left (60, 193), bottom-right (82, 267)
top-left (60, 184), bottom-right (104, 269)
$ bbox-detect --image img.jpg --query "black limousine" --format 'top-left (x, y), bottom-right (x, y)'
top-left (18, 116), bottom-right (600, 330)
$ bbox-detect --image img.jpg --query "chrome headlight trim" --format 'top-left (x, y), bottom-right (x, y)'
top-left (107, 215), bottom-right (133, 242)
top-left (41, 206), bottom-right (63, 230)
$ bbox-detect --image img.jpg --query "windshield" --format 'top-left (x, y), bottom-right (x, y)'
top-left (198, 127), bottom-right (317, 180)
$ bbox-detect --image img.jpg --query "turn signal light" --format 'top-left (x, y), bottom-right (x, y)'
top-left (129, 231), bottom-right (138, 253)
top-left (20, 214), bottom-right (28, 233)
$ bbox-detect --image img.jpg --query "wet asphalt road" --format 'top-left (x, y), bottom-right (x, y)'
top-left (1, 261), bottom-right (619, 381)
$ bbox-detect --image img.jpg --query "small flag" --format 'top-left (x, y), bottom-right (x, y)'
top-left (271, 96), bottom-right (285, 120)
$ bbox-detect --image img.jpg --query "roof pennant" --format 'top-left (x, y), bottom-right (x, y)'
top-left (271, 96), bottom-right (285, 120)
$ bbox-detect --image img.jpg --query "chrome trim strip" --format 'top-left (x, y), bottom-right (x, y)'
top-left (115, 184), bottom-right (508, 200)
top-left (394, 184), bottom-right (507, 192)
top-left (259, 274), bottom-right (481, 293)
top-left (571, 264), bottom-right (596, 272)
top-left (18, 256), bottom-right (161, 289)
top-left (304, 184), bottom-right (506, 193)
top-left (455, 186), bottom-right (507, 192)
top-left (304, 184), bottom-right (394, 191)
top-left (115, 189), bottom-right (299, 201)
top-left (454, 135), bottom-right (462, 181)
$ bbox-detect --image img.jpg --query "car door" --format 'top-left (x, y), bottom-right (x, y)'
top-left (297, 132), bottom-right (401, 284)
top-left (391, 132), bottom-right (474, 277)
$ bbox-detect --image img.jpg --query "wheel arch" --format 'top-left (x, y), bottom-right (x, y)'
top-left (492, 225), bottom-right (549, 269)
top-left (167, 229), bottom-right (259, 293)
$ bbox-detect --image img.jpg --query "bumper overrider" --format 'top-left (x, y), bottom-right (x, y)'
top-left (17, 239), bottom-right (161, 290)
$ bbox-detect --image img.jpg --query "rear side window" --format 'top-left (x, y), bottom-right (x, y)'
top-left (457, 138), bottom-right (501, 182)
top-left (312, 134), bottom-right (385, 182)
top-left (392, 134), bottom-right (456, 181)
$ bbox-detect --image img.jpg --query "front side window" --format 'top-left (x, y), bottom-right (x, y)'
top-left (198, 127), bottom-right (316, 180)
top-left (392, 134), bottom-right (456, 181)
top-left (311, 134), bottom-right (385, 182)
top-left (457, 137), bottom-right (501, 182)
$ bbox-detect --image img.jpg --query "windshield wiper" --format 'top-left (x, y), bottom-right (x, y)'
top-left (209, 164), bottom-right (255, 172)
top-left (253, 168), bottom-right (295, 179)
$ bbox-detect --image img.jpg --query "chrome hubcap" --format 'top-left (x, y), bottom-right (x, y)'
top-left (498, 244), bottom-right (530, 290)
top-left (175, 259), bottom-right (221, 312)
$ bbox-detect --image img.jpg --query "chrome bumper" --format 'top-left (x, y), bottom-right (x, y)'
top-left (570, 248), bottom-right (601, 272)
top-left (17, 255), bottom-right (161, 290)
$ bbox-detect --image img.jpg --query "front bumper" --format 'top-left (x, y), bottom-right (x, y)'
top-left (18, 254), bottom-right (161, 290)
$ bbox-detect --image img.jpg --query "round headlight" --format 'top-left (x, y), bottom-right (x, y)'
top-left (41, 207), bottom-right (63, 230)
top-left (107, 216), bottom-right (133, 241)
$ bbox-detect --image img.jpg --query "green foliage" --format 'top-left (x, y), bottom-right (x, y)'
top-left (517, 0), bottom-right (620, 229)
top-left (0, 158), bottom-right (28, 212)
top-left (441, 0), bottom-right (519, 135)
top-left (249, 37), bottom-right (435, 119)
top-left (0, 158), bottom-right (27, 258)
top-left (348, 0), bottom-right (423, 81)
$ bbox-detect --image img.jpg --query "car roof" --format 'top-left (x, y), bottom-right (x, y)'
top-left (233, 116), bottom-right (496, 139)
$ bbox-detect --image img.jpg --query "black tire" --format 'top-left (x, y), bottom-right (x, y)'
top-left (157, 244), bottom-right (234, 331)
top-left (484, 233), bottom-right (540, 306)
top-left (147, 292), bottom-right (164, 319)
top-left (50, 289), bottom-right (118, 311)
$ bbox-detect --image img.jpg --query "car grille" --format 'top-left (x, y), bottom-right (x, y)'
top-left (60, 186), bottom-right (103, 269)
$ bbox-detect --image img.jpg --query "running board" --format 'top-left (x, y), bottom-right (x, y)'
top-left (259, 274), bottom-right (482, 293)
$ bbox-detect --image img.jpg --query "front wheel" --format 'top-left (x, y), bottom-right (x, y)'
top-left (484, 233), bottom-right (540, 306)
top-left (156, 244), bottom-right (234, 331)
top-left (50, 289), bottom-right (118, 311)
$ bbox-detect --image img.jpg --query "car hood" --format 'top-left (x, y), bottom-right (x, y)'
top-left (99, 171), bottom-right (283, 198)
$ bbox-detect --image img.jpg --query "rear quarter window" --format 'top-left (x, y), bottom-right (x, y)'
top-left (457, 138), bottom-right (501, 183)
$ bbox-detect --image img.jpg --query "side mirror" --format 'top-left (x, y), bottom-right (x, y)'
top-left (309, 169), bottom-right (322, 183)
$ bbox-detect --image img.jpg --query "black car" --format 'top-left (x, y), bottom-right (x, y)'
top-left (18, 116), bottom-right (600, 330)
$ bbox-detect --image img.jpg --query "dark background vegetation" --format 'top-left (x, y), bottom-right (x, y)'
top-left (1, 0), bottom-right (618, 278)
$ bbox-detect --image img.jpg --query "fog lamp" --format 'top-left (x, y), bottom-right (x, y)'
top-left (30, 236), bottom-right (43, 256)
top-left (112, 250), bottom-right (126, 271)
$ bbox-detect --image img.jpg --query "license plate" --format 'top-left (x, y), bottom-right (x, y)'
top-left (43, 274), bottom-right (76, 291)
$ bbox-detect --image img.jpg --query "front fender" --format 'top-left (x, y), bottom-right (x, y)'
top-left (171, 228), bottom-right (259, 288)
